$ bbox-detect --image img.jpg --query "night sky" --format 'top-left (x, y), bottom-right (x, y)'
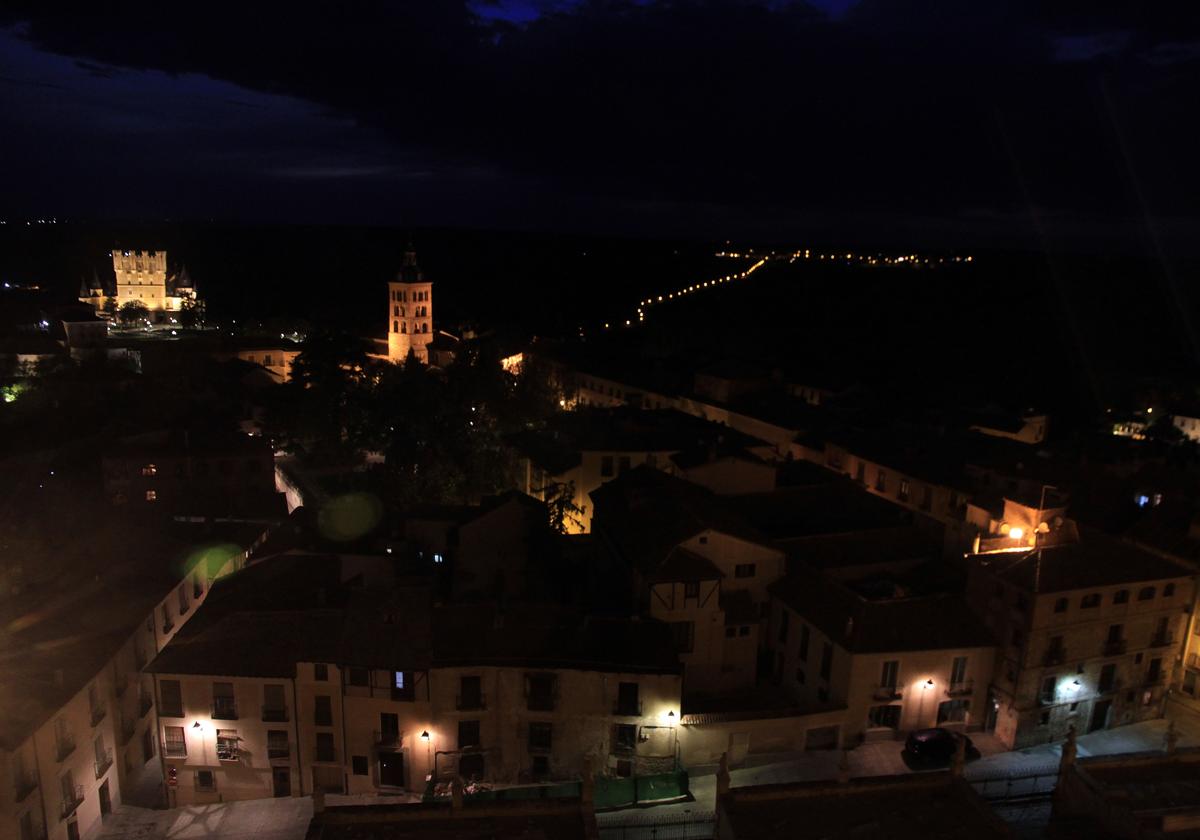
top-left (2, 2), bottom-right (1198, 248)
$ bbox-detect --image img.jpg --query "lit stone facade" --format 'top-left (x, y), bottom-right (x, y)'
top-left (79, 249), bottom-right (199, 317)
top-left (386, 248), bottom-right (433, 365)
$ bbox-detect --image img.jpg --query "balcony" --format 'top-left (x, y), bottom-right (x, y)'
top-left (1102, 639), bottom-right (1127, 657)
top-left (456, 693), bottom-right (487, 711)
top-left (13, 772), bottom-right (37, 803)
top-left (872, 685), bottom-right (902, 701)
top-left (140, 694), bottom-right (155, 718)
top-left (374, 730), bottom-right (401, 749)
top-left (94, 747), bottom-right (113, 779)
top-left (60, 784), bottom-right (84, 819)
top-left (163, 740), bottom-right (187, 758)
top-left (613, 700), bottom-right (643, 717)
top-left (267, 742), bottom-right (291, 761)
top-left (1042, 648), bottom-right (1066, 667)
top-left (90, 702), bottom-right (107, 727)
top-left (212, 699), bottom-right (238, 720)
top-left (1150, 633), bottom-right (1174, 649)
top-left (945, 680), bottom-right (974, 697)
top-left (55, 734), bottom-right (76, 762)
top-left (261, 706), bottom-right (289, 723)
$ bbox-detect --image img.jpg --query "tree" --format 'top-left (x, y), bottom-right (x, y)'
top-left (537, 479), bottom-right (585, 534)
top-left (178, 294), bottom-right (204, 329)
top-left (101, 296), bottom-right (118, 319)
top-left (118, 300), bottom-right (151, 326)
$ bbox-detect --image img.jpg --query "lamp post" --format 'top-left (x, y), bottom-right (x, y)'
top-left (920, 679), bottom-right (934, 727)
top-left (421, 730), bottom-right (431, 780)
top-left (193, 721), bottom-right (205, 765)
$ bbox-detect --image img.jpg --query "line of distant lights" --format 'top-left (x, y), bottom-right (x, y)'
top-left (585, 247), bottom-right (973, 334)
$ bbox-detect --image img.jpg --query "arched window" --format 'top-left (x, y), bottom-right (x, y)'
top-left (400, 307), bottom-right (405, 317)
top-left (393, 305), bottom-right (398, 316)
top-left (422, 322), bottom-right (428, 334)
top-left (400, 322), bottom-right (407, 334)
top-left (392, 320), bottom-right (398, 333)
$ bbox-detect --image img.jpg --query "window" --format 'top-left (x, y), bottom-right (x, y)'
top-left (698, 535), bottom-right (708, 545)
top-left (164, 726), bottom-right (186, 757)
top-left (348, 667), bottom-right (369, 686)
top-left (142, 464), bottom-right (156, 476)
top-left (1138, 586), bottom-right (1157, 601)
top-left (778, 609), bottom-right (790, 643)
top-left (1099, 663), bottom-right (1117, 693)
top-left (392, 670), bottom-right (414, 701)
top-left (880, 660), bottom-right (899, 689)
top-left (527, 674), bottom-right (556, 711)
top-left (160, 680), bottom-right (183, 717)
top-left (817, 687), bottom-right (829, 703)
top-left (937, 699), bottom-right (970, 724)
top-left (799, 624), bottom-right (810, 661)
top-left (1040, 676), bottom-right (1056, 703)
top-left (528, 722), bottom-right (553, 753)
top-left (216, 729), bottom-right (239, 761)
top-left (616, 682), bottom-right (640, 716)
top-left (868, 704), bottom-right (901, 729)
top-left (734, 563), bottom-right (757, 578)
top-left (670, 621), bottom-right (695, 654)
top-left (459, 676), bottom-right (484, 710)
top-left (684, 580), bottom-right (700, 599)
top-left (263, 684), bottom-right (286, 721)
top-left (875, 469), bottom-right (886, 492)
top-left (897, 479), bottom-right (910, 502)
top-left (613, 724), bottom-right (637, 753)
top-left (1054, 597), bottom-right (1068, 613)
top-left (1113, 589), bottom-right (1129, 605)
top-left (920, 486), bottom-right (932, 511)
top-left (738, 625), bottom-right (750, 637)
top-left (951, 656), bottom-right (968, 687)
top-left (855, 462), bottom-right (866, 483)
top-left (213, 683), bottom-right (236, 719)
top-left (1081, 593), bottom-right (1102, 609)
top-left (532, 754), bottom-right (550, 778)
top-left (196, 770), bottom-right (216, 791)
top-left (315, 732), bottom-right (336, 763)
top-left (314, 695), bottom-right (333, 726)
top-left (1165, 583), bottom-right (1177, 598)
top-left (267, 731), bottom-right (289, 760)
top-left (352, 756), bottom-right (368, 776)
top-left (314, 664), bottom-right (328, 681)
top-left (145, 490), bottom-right (157, 502)
top-left (600, 456), bottom-right (614, 477)
top-left (178, 584), bottom-right (189, 614)
top-left (819, 642), bottom-right (833, 680)
top-left (458, 720), bottom-right (481, 750)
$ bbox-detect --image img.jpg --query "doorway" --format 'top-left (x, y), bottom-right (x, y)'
top-left (99, 780), bottom-right (111, 816)
top-left (1089, 699), bottom-right (1112, 733)
top-left (379, 752), bottom-right (405, 788)
top-left (272, 768), bottom-right (291, 798)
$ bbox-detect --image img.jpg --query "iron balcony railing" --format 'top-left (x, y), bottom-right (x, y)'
top-left (945, 680), bottom-right (974, 697)
top-left (267, 741), bottom-right (291, 761)
top-left (1102, 639), bottom-right (1126, 657)
top-left (374, 730), bottom-right (401, 748)
top-left (212, 699), bottom-right (238, 720)
top-left (872, 685), bottom-right (902, 701)
top-left (1042, 648), bottom-right (1066, 667)
top-left (1150, 633), bottom-right (1174, 649)
top-left (13, 772), bottom-right (37, 803)
top-left (613, 700), bottom-right (644, 717)
top-left (55, 733), bottom-right (76, 762)
top-left (163, 739), bottom-right (187, 758)
top-left (261, 706), bottom-right (289, 723)
top-left (60, 784), bottom-right (84, 819)
top-left (94, 747), bottom-right (113, 779)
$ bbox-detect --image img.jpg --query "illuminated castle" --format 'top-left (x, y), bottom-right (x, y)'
top-left (79, 249), bottom-right (198, 317)
top-left (386, 245), bottom-right (433, 364)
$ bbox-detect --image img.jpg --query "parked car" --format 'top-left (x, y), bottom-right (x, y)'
top-left (902, 728), bottom-right (980, 765)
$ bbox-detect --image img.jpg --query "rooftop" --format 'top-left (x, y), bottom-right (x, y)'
top-left (718, 773), bottom-right (1009, 839)
top-left (970, 524), bottom-right (1193, 594)
top-left (770, 568), bottom-right (995, 655)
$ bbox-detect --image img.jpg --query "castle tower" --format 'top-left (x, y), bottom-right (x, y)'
top-left (387, 245), bottom-right (433, 364)
top-left (112, 249), bottom-right (168, 309)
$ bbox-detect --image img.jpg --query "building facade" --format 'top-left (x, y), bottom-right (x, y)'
top-left (387, 247), bottom-right (433, 365)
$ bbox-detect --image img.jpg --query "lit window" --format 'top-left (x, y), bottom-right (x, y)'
top-left (142, 464), bottom-right (157, 476)
top-left (394, 672), bottom-right (405, 690)
top-left (145, 490), bottom-right (157, 502)
top-left (433, 553), bottom-right (444, 564)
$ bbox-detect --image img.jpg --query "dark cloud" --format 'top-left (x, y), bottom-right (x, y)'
top-left (1, 1), bottom-right (1197, 246)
